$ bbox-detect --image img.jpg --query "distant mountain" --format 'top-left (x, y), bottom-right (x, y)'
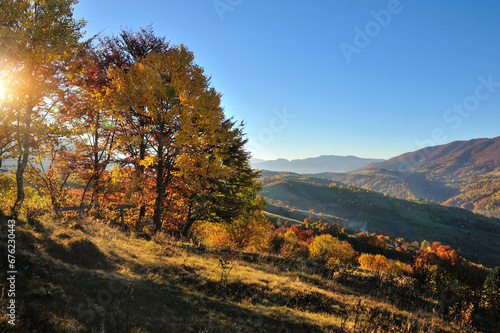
top-left (250, 158), bottom-right (266, 165)
top-left (323, 136), bottom-right (500, 217)
top-left (252, 155), bottom-right (385, 174)
top-left (360, 136), bottom-right (500, 175)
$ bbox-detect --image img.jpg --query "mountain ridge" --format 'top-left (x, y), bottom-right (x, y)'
top-left (252, 155), bottom-right (385, 174)
top-left (357, 136), bottom-right (500, 175)
top-left (312, 136), bottom-right (500, 217)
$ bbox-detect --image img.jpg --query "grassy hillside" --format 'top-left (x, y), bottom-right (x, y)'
top-left (328, 137), bottom-right (500, 217)
top-left (315, 169), bottom-right (500, 218)
top-left (313, 168), bottom-right (459, 203)
top-left (1, 213), bottom-right (499, 332)
top-left (260, 174), bottom-right (500, 268)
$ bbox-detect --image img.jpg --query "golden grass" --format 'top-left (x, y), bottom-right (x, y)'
top-left (0, 213), bottom-right (487, 332)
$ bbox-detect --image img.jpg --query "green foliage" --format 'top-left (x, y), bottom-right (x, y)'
top-left (484, 266), bottom-right (500, 308)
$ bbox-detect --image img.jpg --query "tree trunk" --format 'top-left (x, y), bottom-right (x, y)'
top-left (182, 201), bottom-right (195, 238)
top-left (12, 103), bottom-right (33, 217)
top-left (153, 123), bottom-right (165, 232)
top-left (137, 117), bottom-right (147, 229)
top-left (12, 152), bottom-right (29, 217)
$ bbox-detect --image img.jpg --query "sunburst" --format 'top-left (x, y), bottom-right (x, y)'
top-left (0, 81), bottom-right (6, 101)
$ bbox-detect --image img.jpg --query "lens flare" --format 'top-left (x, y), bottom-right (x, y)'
top-left (0, 81), bottom-right (6, 101)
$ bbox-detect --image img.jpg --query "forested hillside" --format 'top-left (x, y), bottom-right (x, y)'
top-left (260, 172), bottom-right (500, 268)
top-left (314, 137), bottom-right (500, 218)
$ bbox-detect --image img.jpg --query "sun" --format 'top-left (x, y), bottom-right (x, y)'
top-left (0, 81), bottom-right (7, 101)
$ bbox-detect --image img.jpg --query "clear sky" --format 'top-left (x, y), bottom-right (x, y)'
top-left (73, 0), bottom-right (500, 161)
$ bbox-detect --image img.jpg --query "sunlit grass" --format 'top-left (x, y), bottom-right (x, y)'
top-left (0, 212), bottom-right (486, 332)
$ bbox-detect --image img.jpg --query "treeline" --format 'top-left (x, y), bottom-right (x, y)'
top-left (0, 1), bottom-right (261, 236)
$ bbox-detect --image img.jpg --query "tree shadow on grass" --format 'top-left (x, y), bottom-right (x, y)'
top-left (7, 240), bottom-right (334, 333)
top-left (235, 251), bottom-right (441, 313)
top-left (13, 264), bottom-right (334, 332)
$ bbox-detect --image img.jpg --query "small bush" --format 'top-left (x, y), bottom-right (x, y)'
top-left (309, 234), bottom-right (356, 265)
top-left (227, 212), bottom-right (273, 252)
top-left (279, 230), bottom-right (309, 258)
top-left (359, 253), bottom-right (411, 275)
top-left (193, 221), bottom-right (236, 250)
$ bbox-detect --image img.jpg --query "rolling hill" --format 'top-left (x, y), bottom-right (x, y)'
top-left (259, 172), bottom-right (500, 268)
top-left (360, 136), bottom-right (500, 175)
top-left (308, 136), bottom-right (500, 217)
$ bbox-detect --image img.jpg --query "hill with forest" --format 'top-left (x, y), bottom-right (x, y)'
top-left (2, 1), bottom-right (500, 331)
top-left (259, 172), bottom-right (500, 268)
top-left (308, 136), bottom-right (500, 218)
top-left (362, 136), bottom-right (500, 175)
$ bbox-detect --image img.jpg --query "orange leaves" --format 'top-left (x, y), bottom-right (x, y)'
top-left (417, 241), bottom-right (461, 266)
top-left (358, 254), bottom-right (412, 275)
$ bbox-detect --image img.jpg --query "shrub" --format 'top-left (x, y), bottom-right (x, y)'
top-left (309, 234), bottom-right (356, 265)
top-left (192, 221), bottom-right (235, 250)
top-left (280, 230), bottom-right (309, 258)
top-left (358, 253), bottom-right (411, 275)
top-left (484, 266), bottom-right (500, 308)
top-left (359, 254), bottom-right (391, 272)
top-left (227, 212), bottom-right (273, 252)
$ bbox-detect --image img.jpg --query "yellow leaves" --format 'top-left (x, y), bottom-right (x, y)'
top-left (192, 221), bottom-right (236, 250)
top-left (309, 234), bottom-right (356, 265)
top-left (139, 156), bottom-right (155, 168)
top-left (358, 254), bottom-right (392, 273)
top-left (358, 253), bottom-right (412, 275)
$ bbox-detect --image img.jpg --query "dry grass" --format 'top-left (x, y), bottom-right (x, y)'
top-left (0, 213), bottom-right (492, 332)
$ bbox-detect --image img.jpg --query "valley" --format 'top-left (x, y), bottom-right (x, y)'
top-left (256, 136), bottom-right (500, 268)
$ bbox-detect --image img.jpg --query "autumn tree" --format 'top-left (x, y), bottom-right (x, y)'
top-left (309, 234), bottom-right (356, 265)
top-left (358, 253), bottom-right (411, 275)
top-left (57, 39), bottom-right (125, 211)
top-left (0, 0), bottom-right (85, 216)
top-left (179, 121), bottom-right (261, 236)
top-left (109, 30), bottom-right (259, 234)
top-left (98, 27), bottom-right (171, 227)
top-left (25, 130), bottom-right (79, 209)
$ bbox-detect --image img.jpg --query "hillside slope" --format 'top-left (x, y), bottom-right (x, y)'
top-left (260, 173), bottom-right (500, 267)
top-left (319, 137), bottom-right (500, 217)
top-left (4, 214), bottom-right (497, 332)
top-left (362, 136), bottom-right (500, 175)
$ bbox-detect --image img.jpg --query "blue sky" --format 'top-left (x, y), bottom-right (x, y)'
top-left (74, 0), bottom-right (500, 160)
